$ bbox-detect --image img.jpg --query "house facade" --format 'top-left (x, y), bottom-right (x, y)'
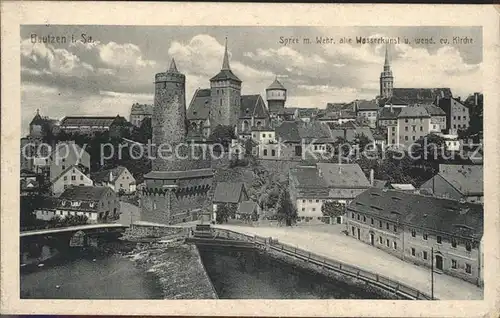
top-left (92, 166), bottom-right (136, 194)
top-left (48, 141), bottom-right (91, 184)
top-left (289, 163), bottom-right (371, 224)
top-left (436, 97), bottom-right (470, 134)
top-left (129, 103), bottom-right (153, 127)
top-left (346, 188), bottom-right (483, 285)
top-left (51, 165), bottom-right (93, 196)
top-left (35, 186), bottom-right (120, 223)
top-left (355, 100), bottom-right (379, 128)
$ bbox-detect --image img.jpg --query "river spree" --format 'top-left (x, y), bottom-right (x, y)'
top-left (21, 241), bottom-right (393, 299)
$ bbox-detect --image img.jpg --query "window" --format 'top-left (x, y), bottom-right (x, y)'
top-left (271, 150), bottom-right (276, 157)
top-left (357, 214), bottom-right (360, 220)
top-left (466, 242), bottom-right (472, 252)
top-left (309, 200), bottom-right (312, 203)
top-left (420, 126), bottom-right (424, 131)
top-left (263, 149), bottom-right (268, 156)
top-left (363, 216), bottom-right (366, 222)
top-left (451, 259), bottom-right (457, 269)
top-left (411, 248), bottom-right (416, 256)
top-left (379, 220), bottom-right (382, 228)
top-left (405, 136), bottom-right (409, 141)
top-left (386, 223), bottom-right (389, 230)
top-left (451, 238), bottom-right (457, 248)
top-left (437, 236), bottom-right (442, 244)
top-left (453, 116), bottom-right (456, 120)
top-left (405, 119), bottom-right (409, 123)
top-left (352, 227), bottom-right (355, 236)
top-left (351, 212), bottom-right (355, 218)
top-left (302, 208), bottom-right (305, 211)
top-left (316, 200), bottom-right (319, 203)
top-left (303, 200), bottom-right (306, 203)
top-left (458, 116), bottom-right (461, 120)
top-left (64, 176), bottom-right (68, 181)
top-left (411, 230), bottom-right (416, 237)
top-left (379, 236), bottom-right (383, 244)
top-left (405, 126), bottom-right (409, 131)
top-left (312, 208), bottom-right (316, 212)
top-left (393, 242), bottom-right (397, 249)
top-left (263, 133), bottom-right (266, 138)
top-left (371, 218), bottom-right (374, 225)
top-left (386, 239), bottom-right (390, 247)
top-left (423, 233), bottom-right (428, 240)
top-left (392, 127), bottom-right (395, 131)
top-left (62, 165), bottom-right (65, 170)
top-left (71, 175), bottom-right (76, 181)
top-left (393, 225), bottom-right (397, 232)
top-left (466, 263), bottom-right (471, 274)
top-left (423, 251), bottom-right (428, 260)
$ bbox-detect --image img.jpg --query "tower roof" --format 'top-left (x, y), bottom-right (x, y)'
top-left (267, 76), bottom-right (286, 90)
top-left (222, 37), bottom-right (230, 70)
top-left (30, 109), bottom-right (44, 126)
top-left (167, 58), bottom-right (180, 73)
top-left (384, 44), bottom-right (390, 66)
top-left (210, 37), bottom-right (241, 83)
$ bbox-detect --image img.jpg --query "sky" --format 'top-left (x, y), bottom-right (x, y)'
top-left (20, 25), bottom-right (482, 134)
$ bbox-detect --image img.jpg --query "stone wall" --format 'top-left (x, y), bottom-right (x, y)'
top-left (124, 223), bottom-right (187, 239)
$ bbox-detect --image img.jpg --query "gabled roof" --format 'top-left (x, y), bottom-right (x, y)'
top-left (30, 111), bottom-right (44, 126)
top-left (438, 164), bottom-right (483, 196)
top-left (297, 121), bottom-right (332, 143)
top-left (392, 88), bottom-right (452, 105)
top-left (378, 107), bottom-right (402, 120)
top-left (348, 188), bottom-right (483, 239)
top-left (210, 69), bottom-right (242, 82)
top-left (297, 108), bottom-right (318, 118)
top-left (372, 179), bottom-right (389, 189)
top-left (240, 95), bottom-right (269, 119)
top-left (92, 166), bottom-right (129, 184)
top-left (357, 100), bottom-right (379, 111)
top-left (275, 121), bottom-right (301, 142)
top-left (378, 95), bottom-right (408, 106)
top-left (326, 102), bottom-right (355, 112)
top-left (52, 165), bottom-right (89, 184)
top-left (213, 182), bottom-right (247, 203)
top-left (59, 186), bottom-right (114, 201)
top-left (187, 89), bottom-right (212, 120)
top-left (398, 106), bottom-right (431, 118)
top-left (419, 103), bottom-right (446, 116)
top-left (316, 163), bottom-right (371, 188)
top-left (238, 200), bottom-right (258, 215)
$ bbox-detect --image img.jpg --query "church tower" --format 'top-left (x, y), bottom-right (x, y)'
top-left (379, 45), bottom-right (394, 98)
top-left (209, 38), bottom-right (242, 129)
top-left (266, 76), bottom-right (287, 113)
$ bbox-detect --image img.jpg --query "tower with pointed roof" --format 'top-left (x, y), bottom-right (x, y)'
top-left (266, 76), bottom-right (287, 113)
top-left (152, 58), bottom-right (187, 167)
top-left (380, 45), bottom-right (394, 98)
top-left (209, 38), bottom-right (242, 129)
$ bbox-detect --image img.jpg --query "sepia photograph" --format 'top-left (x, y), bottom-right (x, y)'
top-left (1, 2), bottom-right (499, 317)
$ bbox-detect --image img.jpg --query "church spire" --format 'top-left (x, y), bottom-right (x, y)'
top-left (221, 37), bottom-right (231, 70)
top-left (384, 44), bottom-right (390, 67)
top-left (168, 58), bottom-right (178, 72)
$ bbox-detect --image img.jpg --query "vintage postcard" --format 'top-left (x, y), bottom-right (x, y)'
top-left (1, 2), bottom-right (499, 317)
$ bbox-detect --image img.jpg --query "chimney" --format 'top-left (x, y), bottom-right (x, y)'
top-left (370, 169), bottom-right (375, 186)
top-left (109, 171), bottom-right (113, 182)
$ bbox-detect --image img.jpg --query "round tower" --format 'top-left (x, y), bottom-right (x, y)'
top-left (266, 76), bottom-right (287, 113)
top-left (152, 59), bottom-right (187, 171)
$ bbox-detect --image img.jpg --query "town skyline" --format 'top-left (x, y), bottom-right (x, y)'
top-left (21, 25), bottom-right (482, 134)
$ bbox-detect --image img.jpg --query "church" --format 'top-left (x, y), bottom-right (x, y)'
top-left (186, 39), bottom-right (287, 138)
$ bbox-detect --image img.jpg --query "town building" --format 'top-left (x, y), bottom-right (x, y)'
top-left (275, 107), bottom-right (298, 121)
top-left (237, 200), bottom-right (260, 220)
top-left (35, 186), bottom-right (120, 223)
top-left (297, 108), bottom-right (318, 123)
top-left (28, 109), bottom-right (60, 139)
top-left (328, 121), bottom-right (375, 145)
top-left (289, 163), bottom-right (371, 224)
top-left (51, 165), bottom-right (93, 196)
top-left (346, 188), bottom-right (483, 285)
top-left (212, 182), bottom-right (249, 220)
top-left (141, 59), bottom-right (213, 225)
top-left (266, 76), bottom-right (287, 114)
top-left (187, 39), bottom-right (270, 136)
top-left (250, 125), bottom-right (278, 159)
top-left (355, 100), bottom-right (379, 128)
top-left (129, 103), bottom-right (153, 127)
top-left (395, 106), bottom-right (431, 146)
top-left (48, 141), bottom-right (91, 184)
top-left (436, 97), bottom-right (470, 134)
top-left (92, 166), bottom-right (136, 194)
top-left (59, 115), bottom-right (131, 137)
top-left (274, 121), bottom-right (333, 160)
top-left (420, 103), bottom-right (447, 132)
top-left (420, 164), bottom-right (483, 204)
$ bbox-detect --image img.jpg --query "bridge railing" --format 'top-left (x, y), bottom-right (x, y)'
top-left (215, 228), bottom-right (433, 300)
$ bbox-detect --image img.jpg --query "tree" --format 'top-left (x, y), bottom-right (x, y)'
top-left (215, 203), bottom-right (237, 224)
top-left (208, 125), bottom-right (236, 151)
top-left (275, 187), bottom-right (297, 226)
top-left (321, 201), bottom-right (345, 219)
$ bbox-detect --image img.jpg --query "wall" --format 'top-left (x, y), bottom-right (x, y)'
top-left (123, 223), bottom-right (187, 238)
top-left (52, 167), bottom-right (93, 195)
